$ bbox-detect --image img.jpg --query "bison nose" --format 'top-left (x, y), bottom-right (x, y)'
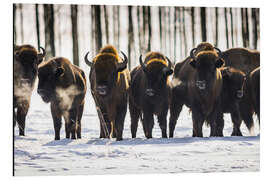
top-left (96, 85), bottom-right (107, 96)
top-left (37, 89), bottom-right (47, 97)
top-left (237, 90), bottom-right (243, 98)
top-left (196, 80), bottom-right (206, 90)
top-left (145, 89), bottom-right (155, 97)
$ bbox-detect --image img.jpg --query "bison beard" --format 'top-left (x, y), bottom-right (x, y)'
top-left (84, 45), bottom-right (130, 141)
top-left (37, 57), bottom-right (86, 140)
top-left (14, 44), bottom-right (45, 136)
top-left (169, 44), bottom-right (224, 138)
top-left (129, 52), bottom-right (173, 138)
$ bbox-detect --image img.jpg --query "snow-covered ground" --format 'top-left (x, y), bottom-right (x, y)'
top-left (14, 88), bottom-right (260, 176)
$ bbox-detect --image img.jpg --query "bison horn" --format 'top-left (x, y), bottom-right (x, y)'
top-left (166, 56), bottom-right (173, 69)
top-left (214, 47), bottom-right (222, 57)
top-left (84, 51), bottom-right (93, 67)
top-left (115, 51), bottom-right (128, 72)
top-left (189, 48), bottom-right (197, 60)
top-left (139, 54), bottom-right (147, 71)
top-left (38, 46), bottom-right (46, 59)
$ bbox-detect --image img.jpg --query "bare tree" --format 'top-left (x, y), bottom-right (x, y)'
top-left (215, 7), bottom-right (219, 47)
top-left (43, 4), bottom-right (55, 59)
top-left (35, 4), bottom-right (40, 49)
top-left (71, 5), bottom-right (79, 66)
top-left (182, 7), bottom-right (187, 57)
top-left (93, 5), bottom-right (102, 53)
top-left (224, 8), bottom-right (229, 48)
top-left (128, 6), bottom-right (134, 70)
top-left (245, 8), bottom-right (250, 48)
top-left (13, 4), bottom-right (16, 44)
top-left (200, 7), bottom-right (207, 42)
top-left (191, 7), bottom-right (195, 47)
top-left (174, 7), bottom-right (177, 60)
top-left (103, 6), bottom-right (109, 44)
top-left (147, 6), bottom-right (151, 52)
top-left (252, 8), bottom-right (258, 49)
top-left (19, 4), bottom-right (24, 44)
top-left (159, 7), bottom-right (163, 51)
top-left (230, 8), bottom-right (234, 47)
top-left (138, 6), bottom-right (142, 54)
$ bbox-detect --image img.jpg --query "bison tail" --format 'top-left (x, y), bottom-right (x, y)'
top-left (243, 117), bottom-right (255, 136)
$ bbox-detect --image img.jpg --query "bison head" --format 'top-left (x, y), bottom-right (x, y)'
top-left (189, 47), bottom-right (224, 92)
top-left (85, 51), bottom-right (128, 96)
top-left (222, 67), bottom-right (246, 99)
top-left (14, 45), bottom-right (45, 87)
top-left (37, 60), bottom-right (65, 103)
top-left (140, 54), bottom-right (173, 97)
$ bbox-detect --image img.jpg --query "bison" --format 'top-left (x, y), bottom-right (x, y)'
top-left (14, 44), bottom-right (45, 136)
top-left (84, 45), bottom-right (130, 141)
top-left (129, 52), bottom-right (173, 138)
top-left (219, 67), bottom-right (247, 136)
top-left (239, 67), bottom-right (260, 132)
top-left (221, 48), bottom-right (260, 74)
top-left (37, 57), bottom-right (86, 140)
top-left (169, 46), bottom-right (225, 137)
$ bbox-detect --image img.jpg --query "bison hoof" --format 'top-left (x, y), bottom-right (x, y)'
top-left (55, 137), bottom-right (60, 140)
top-left (116, 137), bottom-right (123, 141)
top-left (231, 131), bottom-right (243, 136)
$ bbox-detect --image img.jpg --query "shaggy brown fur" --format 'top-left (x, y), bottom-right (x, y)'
top-left (85, 45), bottom-right (130, 141)
top-left (220, 67), bottom-right (246, 136)
top-left (14, 44), bottom-right (45, 136)
top-left (37, 57), bottom-right (86, 140)
top-left (169, 45), bottom-right (224, 137)
top-left (129, 52), bottom-right (173, 138)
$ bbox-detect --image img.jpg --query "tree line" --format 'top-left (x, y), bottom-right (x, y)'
top-left (13, 4), bottom-right (260, 69)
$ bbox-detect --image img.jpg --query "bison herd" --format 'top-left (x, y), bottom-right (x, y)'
top-left (13, 42), bottom-right (260, 141)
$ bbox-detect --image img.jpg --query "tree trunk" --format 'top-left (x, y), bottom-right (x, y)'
top-left (147, 7), bottom-right (151, 52)
top-left (224, 8), bottom-right (229, 48)
top-left (215, 7), bottom-right (219, 47)
top-left (35, 4), bottom-right (40, 49)
top-left (43, 4), bottom-right (55, 59)
top-left (13, 4), bottom-right (16, 45)
top-left (159, 7), bottom-right (163, 51)
top-left (241, 8), bottom-right (246, 47)
top-left (200, 7), bottom-right (207, 42)
top-left (174, 7), bottom-right (177, 60)
top-left (252, 8), bottom-right (258, 49)
top-left (245, 8), bottom-right (250, 48)
top-left (19, 4), bottom-right (24, 44)
top-left (168, 7), bottom-right (171, 57)
top-left (182, 7), bottom-right (187, 57)
top-left (191, 7), bottom-right (195, 47)
top-left (103, 6), bottom-right (109, 44)
top-left (138, 6), bottom-right (142, 54)
top-left (94, 5), bottom-right (102, 53)
top-left (71, 5), bottom-right (79, 66)
top-left (117, 6), bottom-right (120, 50)
top-left (128, 6), bottom-right (134, 70)
top-left (230, 8), bottom-right (234, 47)
top-left (91, 6), bottom-right (96, 53)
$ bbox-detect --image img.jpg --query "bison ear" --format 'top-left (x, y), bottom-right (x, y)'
top-left (215, 58), bottom-right (225, 68)
top-left (189, 59), bottom-right (197, 68)
top-left (116, 64), bottom-right (127, 73)
top-left (55, 67), bottom-right (64, 77)
top-left (163, 67), bottom-right (173, 76)
top-left (221, 67), bottom-right (232, 78)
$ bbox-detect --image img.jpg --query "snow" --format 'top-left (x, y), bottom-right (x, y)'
top-left (14, 87), bottom-right (260, 176)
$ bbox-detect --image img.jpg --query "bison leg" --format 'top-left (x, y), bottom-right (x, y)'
top-left (68, 108), bottom-right (78, 139)
top-left (142, 111), bottom-right (154, 139)
top-left (240, 101), bottom-right (254, 134)
top-left (115, 103), bottom-right (127, 141)
top-left (76, 104), bottom-right (84, 139)
top-left (230, 105), bottom-right (243, 136)
top-left (209, 107), bottom-right (224, 137)
top-left (129, 100), bottom-right (140, 138)
top-left (191, 106), bottom-right (204, 137)
top-left (51, 104), bottom-right (62, 140)
top-left (158, 107), bottom-right (168, 138)
top-left (169, 98), bottom-right (184, 138)
top-left (17, 103), bottom-right (29, 136)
